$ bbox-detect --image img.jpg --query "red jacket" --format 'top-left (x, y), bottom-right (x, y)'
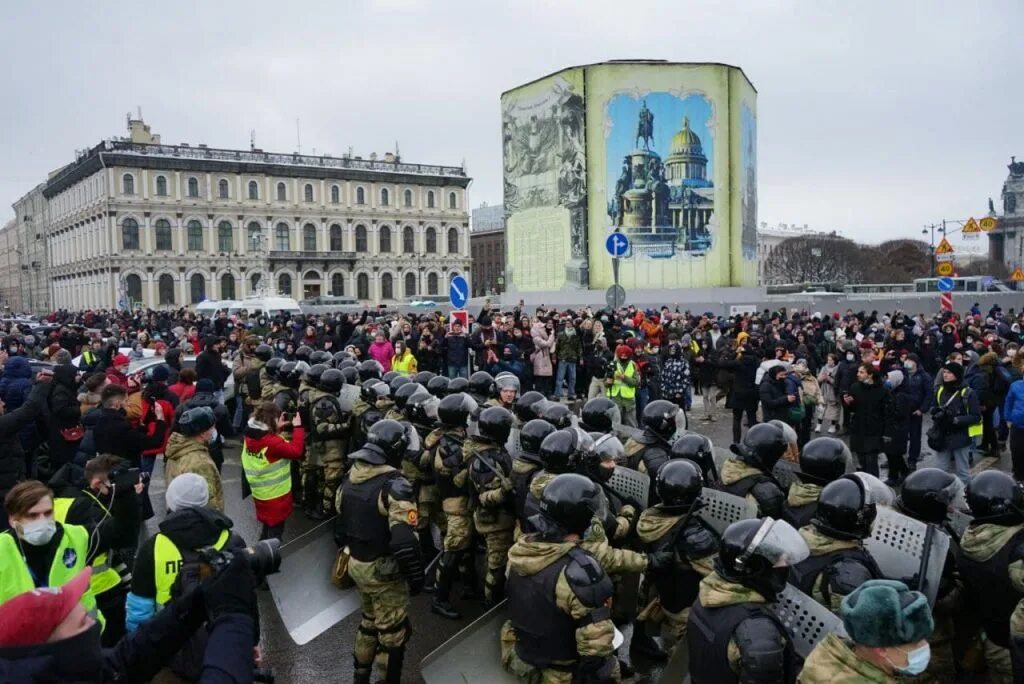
top-left (168, 382), bottom-right (197, 403)
top-left (243, 426), bottom-right (306, 527)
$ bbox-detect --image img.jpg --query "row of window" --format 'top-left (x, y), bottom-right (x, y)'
top-left (122, 174), bottom-right (458, 209)
top-left (121, 270), bottom-right (448, 305)
top-left (119, 219), bottom-right (461, 254)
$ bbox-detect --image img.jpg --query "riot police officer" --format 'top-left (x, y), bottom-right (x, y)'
top-left (670, 433), bottom-right (718, 486)
top-left (688, 517), bottom-right (807, 683)
top-left (297, 363), bottom-right (330, 517)
top-left (468, 370), bottom-right (494, 405)
top-left (716, 422), bottom-right (788, 518)
top-left (521, 428), bottom-right (589, 533)
top-left (540, 402), bottom-right (574, 430)
top-left (426, 375), bottom-right (450, 398)
top-left (312, 369), bottom-right (349, 517)
top-left (488, 372), bottom-right (520, 411)
top-left (501, 473), bottom-right (618, 683)
top-left (789, 474), bottom-right (885, 613)
top-left (625, 400), bottom-right (682, 483)
top-left (510, 419), bottom-right (556, 537)
top-left (358, 359), bottom-right (384, 383)
top-left (242, 343), bottom-right (274, 410)
top-left (387, 382), bottom-right (422, 422)
top-left (352, 381), bottom-right (391, 451)
top-left (335, 420), bottom-right (423, 684)
top-left (579, 396), bottom-right (620, 434)
top-left (405, 389), bottom-right (443, 561)
top-left (260, 356), bottom-right (285, 400)
top-left (783, 436), bottom-right (850, 528)
top-left (275, 361), bottom-right (304, 498)
top-left (514, 391), bottom-right (548, 424)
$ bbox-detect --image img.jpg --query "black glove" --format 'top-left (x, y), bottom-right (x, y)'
top-left (390, 524), bottom-right (424, 596)
top-left (576, 655), bottom-right (615, 683)
top-left (203, 552), bottom-right (257, 622)
top-left (646, 550), bottom-right (676, 572)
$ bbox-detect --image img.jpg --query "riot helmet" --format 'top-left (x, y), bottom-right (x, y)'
top-left (358, 359), bottom-right (384, 381)
top-left (305, 363), bottom-right (329, 387)
top-left (967, 470), bottom-right (1024, 525)
top-left (407, 391), bottom-right (439, 427)
top-left (642, 400), bottom-right (684, 440)
top-left (338, 359), bottom-right (358, 371)
top-left (897, 468), bottom-right (961, 524)
top-left (478, 406), bottom-right (514, 444)
top-left (468, 371), bottom-right (494, 399)
top-left (813, 474), bottom-right (883, 540)
top-left (278, 362), bottom-right (300, 389)
top-left (577, 434), bottom-right (624, 484)
top-left (520, 419), bottom-right (556, 457)
top-left (359, 419), bottom-right (409, 466)
top-left (730, 422), bottom-right (788, 472)
top-left (447, 377), bottom-right (470, 395)
top-left (413, 371), bottom-right (436, 387)
top-left (426, 375), bottom-right (450, 398)
top-left (437, 392), bottom-right (478, 428)
top-left (670, 433), bottom-right (717, 483)
top-left (541, 403), bottom-right (574, 430)
top-left (389, 375), bottom-right (412, 394)
top-left (538, 427), bottom-right (594, 475)
top-left (798, 437), bottom-right (851, 486)
top-left (716, 517), bottom-right (810, 600)
top-left (254, 344), bottom-right (274, 362)
top-left (393, 382), bottom-right (426, 412)
top-left (309, 350), bottom-right (333, 366)
top-left (514, 391), bottom-right (547, 423)
top-left (580, 396), bottom-right (620, 433)
top-left (656, 459), bottom-right (704, 512)
top-left (382, 371), bottom-right (400, 385)
top-left (537, 473), bottom-right (603, 537)
top-left (359, 379), bottom-right (385, 403)
top-left (265, 357), bottom-right (284, 380)
top-left (295, 345), bottom-right (313, 364)
top-left (332, 351), bottom-right (354, 368)
top-left (318, 368), bottom-right (345, 394)
top-left (340, 367), bottom-right (359, 385)
top-left (493, 372), bottom-right (521, 403)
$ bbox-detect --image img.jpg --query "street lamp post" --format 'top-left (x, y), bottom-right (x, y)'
top-left (922, 223), bottom-right (946, 274)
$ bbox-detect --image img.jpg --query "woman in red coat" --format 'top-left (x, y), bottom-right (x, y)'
top-left (242, 402), bottom-right (305, 540)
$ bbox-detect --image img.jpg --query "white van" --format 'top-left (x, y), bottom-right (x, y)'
top-left (231, 295), bottom-right (303, 317)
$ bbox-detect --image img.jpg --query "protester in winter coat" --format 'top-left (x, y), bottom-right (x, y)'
top-left (0, 374), bottom-right (50, 530)
top-left (243, 401), bottom-right (305, 540)
top-left (46, 363), bottom-right (82, 468)
top-left (884, 369), bottom-right (913, 485)
top-left (1004, 371), bottom-right (1024, 479)
top-left (368, 331), bottom-right (395, 372)
top-left (493, 344), bottom-right (528, 386)
top-left (530, 321), bottom-right (555, 396)
top-left (659, 342), bottom-right (692, 411)
top-left (844, 364), bottom-right (894, 478)
top-left (0, 355), bottom-right (36, 453)
top-left (815, 353), bottom-right (841, 434)
top-left (901, 353), bottom-right (933, 471)
top-left (760, 364), bottom-right (795, 424)
top-left (931, 361), bottom-right (981, 485)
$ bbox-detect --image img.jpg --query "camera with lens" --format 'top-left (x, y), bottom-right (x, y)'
top-left (110, 467), bottom-right (141, 490)
top-left (198, 538), bottom-right (283, 579)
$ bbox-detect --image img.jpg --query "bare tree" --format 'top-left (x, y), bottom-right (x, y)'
top-left (765, 236), bottom-right (868, 284)
top-left (861, 239), bottom-right (931, 282)
top-left (959, 258), bottom-right (1009, 279)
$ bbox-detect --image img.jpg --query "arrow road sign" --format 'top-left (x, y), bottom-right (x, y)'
top-left (605, 232), bottom-right (630, 258)
top-left (937, 277), bottom-right (955, 292)
top-left (449, 275), bottom-right (468, 309)
top-left (605, 284), bottom-right (626, 309)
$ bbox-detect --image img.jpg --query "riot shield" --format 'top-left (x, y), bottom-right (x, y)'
top-left (697, 487), bottom-right (757, 535)
top-left (338, 383), bottom-right (360, 413)
top-left (772, 460), bottom-right (801, 490)
top-left (713, 445), bottom-right (732, 474)
top-left (865, 506), bottom-right (950, 606)
top-left (948, 509), bottom-right (972, 539)
top-left (506, 427), bottom-right (522, 459)
top-left (421, 600), bottom-right (518, 684)
top-left (613, 423), bottom-right (644, 443)
top-left (267, 520), bottom-right (361, 645)
top-left (768, 583), bottom-right (847, 659)
top-left (607, 466), bottom-right (650, 509)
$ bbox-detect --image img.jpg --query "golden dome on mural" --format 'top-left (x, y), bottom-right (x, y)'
top-left (671, 116), bottom-right (702, 152)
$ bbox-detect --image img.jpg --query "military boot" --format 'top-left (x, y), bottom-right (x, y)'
top-left (304, 472), bottom-right (328, 520)
top-left (630, 621), bottom-right (668, 661)
top-left (460, 553), bottom-right (485, 601)
top-left (484, 570), bottom-right (506, 608)
top-left (431, 552), bottom-right (463, 620)
top-left (352, 661), bottom-right (372, 684)
top-left (383, 645), bottom-right (405, 684)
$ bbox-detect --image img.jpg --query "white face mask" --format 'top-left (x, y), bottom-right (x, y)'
top-left (208, 428), bottom-right (219, 444)
top-left (19, 517), bottom-right (57, 546)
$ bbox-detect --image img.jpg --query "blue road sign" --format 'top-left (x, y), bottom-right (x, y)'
top-left (937, 277), bottom-right (955, 292)
top-left (449, 274), bottom-right (469, 309)
top-left (605, 232), bottom-right (630, 258)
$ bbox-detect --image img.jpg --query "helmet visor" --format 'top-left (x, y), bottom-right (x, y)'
top-left (403, 422), bottom-right (422, 454)
top-left (848, 472), bottom-right (896, 507)
top-left (744, 518), bottom-right (810, 568)
top-left (494, 373), bottom-right (520, 393)
top-left (592, 434), bottom-right (626, 464)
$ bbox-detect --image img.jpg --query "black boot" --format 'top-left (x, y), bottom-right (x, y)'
top-left (630, 621), bottom-right (668, 661)
top-left (485, 570), bottom-right (506, 608)
top-left (384, 645), bottom-right (405, 684)
top-left (304, 473), bottom-right (328, 520)
top-left (352, 661), bottom-right (372, 684)
top-left (431, 552), bottom-right (463, 620)
top-left (460, 553), bottom-right (484, 601)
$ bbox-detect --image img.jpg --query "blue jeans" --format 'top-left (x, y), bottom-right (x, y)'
top-left (447, 364), bottom-right (468, 379)
top-left (938, 445), bottom-right (972, 485)
top-left (555, 361), bottom-right (577, 398)
top-left (635, 387), bottom-right (650, 425)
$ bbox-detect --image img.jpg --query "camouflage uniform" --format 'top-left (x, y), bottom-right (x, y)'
top-left (309, 388), bottom-right (349, 514)
top-left (236, 353), bottom-right (265, 410)
top-left (430, 426), bottom-right (472, 554)
top-left (794, 525), bottom-right (881, 615)
top-left (466, 434), bottom-right (516, 605)
top-left (783, 481), bottom-right (822, 528)
top-left (259, 368), bottom-right (278, 401)
top-left (406, 424), bottom-right (443, 550)
top-left (500, 537), bottom-right (619, 684)
top-left (799, 632), bottom-right (900, 683)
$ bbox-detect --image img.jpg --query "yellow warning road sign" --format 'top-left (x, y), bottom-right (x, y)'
top-left (980, 217), bottom-right (998, 232)
top-left (1012, 267), bottom-right (1024, 282)
top-left (962, 218), bottom-right (981, 234)
top-left (935, 237), bottom-right (954, 254)
top-left (936, 262), bottom-right (954, 276)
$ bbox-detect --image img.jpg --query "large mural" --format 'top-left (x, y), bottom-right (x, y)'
top-left (605, 92), bottom-right (715, 258)
top-left (741, 103), bottom-right (757, 260)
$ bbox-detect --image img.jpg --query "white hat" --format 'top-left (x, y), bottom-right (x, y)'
top-left (165, 473), bottom-right (209, 511)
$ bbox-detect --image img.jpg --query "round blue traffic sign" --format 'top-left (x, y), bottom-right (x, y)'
top-left (605, 232), bottom-right (630, 258)
top-left (449, 274), bottom-right (469, 309)
top-left (937, 277), bottom-right (955, 292)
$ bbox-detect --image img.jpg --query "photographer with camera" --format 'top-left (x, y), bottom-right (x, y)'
top-left (48, 454), bottom-right (144, 646)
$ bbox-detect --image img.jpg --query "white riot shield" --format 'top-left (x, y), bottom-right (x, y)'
top-left (266, 520), bottom-right (361, 645)
top-left (338, 383), bottom-right (360, 413)
top-left (607, 466), bottom-right (650, 509)
top-left (506, 427), bottom-right (522, 459)
top-left (613, 423), bottom-right (644, 443)
top-left (772, 461), bottom-right (801, 490)
top-left (768, 583), bottom-right (848, 659)
top-left (865, 506), bottom-right (951, 606)
top-left (948, 509), bottom-right (972, 539)
top-left (713, 446), bottom-right (732, 474)
top-left (421, 601), bottom-right (518, 684)
top-left (697, 487), bottom-right (757, 535)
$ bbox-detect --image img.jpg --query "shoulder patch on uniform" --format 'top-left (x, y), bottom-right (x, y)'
top-left (406, 509), bottom-right (419, 526)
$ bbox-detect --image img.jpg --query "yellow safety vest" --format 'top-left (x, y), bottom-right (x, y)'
top-left (607, 361), bottom-right (637, 401)
top-left (241, 443), bottom-right (292, 501)
top-left (53, 493), bottom-right (124, 596)
top-left (393, 353), bottom-right (417, 376)
top-left (936, 386), bottom-right (984, 438)
top-left (153, 528), bottom-right (231, 606)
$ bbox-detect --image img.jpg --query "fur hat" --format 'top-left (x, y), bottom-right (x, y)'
top-left (840, 580), bottom-right (933, 647)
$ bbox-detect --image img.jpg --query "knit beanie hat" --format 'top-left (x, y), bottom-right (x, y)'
top-left (942, 361), bottom-right (964, 382)
top-left (165, 473), bottom-right (210, 511)
top-left (840, 580), bottom-right (934, 648)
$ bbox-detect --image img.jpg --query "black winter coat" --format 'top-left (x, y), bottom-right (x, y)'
top-left (46, 364), bottom-right (82, 468)
top-left (721, 353), bottom-right (760, 411)
top-left (0, 382), bottom-right (49, 529)
top-left (195, 348), bottom-right (228, 390)
top-left (93, 409), bottom-right (167, 467)
top-left (847, 381), bottom-right (894, 453)
top-left (759, 374), bottom-right (792, 423)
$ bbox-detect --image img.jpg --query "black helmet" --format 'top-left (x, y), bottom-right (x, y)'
top-left (656, 459), bottom-right (704, 512)
top-left (309, 350), bottom-right (333, 366)
top-left (514, 391), bottom-right (547, 423)
top-left (576, 434), bottom-right (625, 483)
top-left (967, 470), bottom-right (1024, 525)
top-left (332, 351), bottom-right (353, 368)
top-left (799, 437), bottom-right (850, 486)
top-left (897, 468), bottom-right (960, 524)
top-left (642, 400), bottom-right (682, 440)
top-left (541, 403), bottom-right (574, 430)
top-left (520, 419), bottom-right (556, 456)
top-left (437, 392), bottom-right (477, 428)
top-left (382, 371), bottom-right (400, 385)
top-left (731, 423), bottom-right (788, 472)
top-left (671, 433), bottom-right (716, 483)
top-left (580, 396), bottom-right (620, 432)
top-left (408, 391), bottom-right (438, 426)
top-left (813, 476), bottom-right (877, 540)
top-left (469, 371), bottom-right (494, 398)
top-left (389, 375), bottom-right (412, 394)
top-left (340, 367), bottom-right (359, 385)
top-left (538, 473), bottom-right (602, 537)
top-left (295, 345), bottom-right (314, 364)
top-left (265, 357), bottom-right (285, 379)
top-left (254, 344), bottom-right (274, 362)
top-left (413, 371), bottom-right (436, 387)
top-left (358, 359), bottom-right (384, 381)
top-left (538, 428), bottom-right (593, 475)
top-left (338, 359), bottom-right (358, 371)
top-left (426, 375), bottom-right (450, 398)
top-left (493, 372), bottom-right (520, 399)
top-left (318, 368), bottom-right (345, 393)
top-left (716, 517), bottom-right (809, 599)
top-left (447, 377), bottom-right (470, 395)
top-left (305, 363), bottom-right (329, 387)
top-left (478, 406), bottom-right (514, 444)
top-left (282, 361), bottom-right (306, 389)
top-left (360, 379), bottom-right (385, 403)
top-left (361, 419), bottom-right (409, 465)
top-left (393, 382), bottom-right (425, 411)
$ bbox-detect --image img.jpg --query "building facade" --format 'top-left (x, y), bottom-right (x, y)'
top-left (988, 157), bottom-right (1024, 270)
top-left (11, 184), bottom-right (50, 312)
top-left (757, 222), bottom-right (842, 284)
top-left (470, 226), bottom-right (506, 297)
top-left (471, 202), bottom-right (504, 232)
top-left (36, 118), bottom-right (471, 311)
top-left (0, 220), bottom-right (22, 311)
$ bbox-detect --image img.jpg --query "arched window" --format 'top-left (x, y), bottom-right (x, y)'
top-left (379, 226), bottom-right (392, 253)
top-left (220, 273), bottom-right (236, 300)
top-left (217, 221), bottom-right (233, 252)
top-left (278, 273), bottom-right (292, 296)
top-left (331, 185), bottom-right (340, 204)
top-left (403, 226), bottom-right (414, 253)
top-left (330, 224), bottom-right (342, 251)
top-left (381, 273), bottom-right (394, 300)
top-left (155, 176), bottom-right (168, 196)
top-left (355, 225), bottom-right (367, 252)
top-left (427, 190), bottom-right (435, 209)
top-left (248, 180), bottom-right (259, 200)
top-left (356, 187), bottom-right (365, 205)
top-left (122, 174), bottom-right (134, 195)
top-left (155, 219), bottom-right (172, 251)
top-left (427, 272), bottom-right (439, 295)
top-left (218, 179), bottom-right (229, 199)
top-left (303, 223), bottom-right (317, 251)
top-left (303, 270), bottom-right (322, 300)
top-left (158, 274), bottom-right (175, 305)
top-left (404, 272), bottom-right (416, 297)
top-left (187, 177), bottom-right (199, 198)
top-left (447, 227), bottom-right (459, 254)
top-left (187, 220), bottom-right (204, 251)
top-left (275, 223), bottom-right (290, 251)
top-left (304, 183), bottom-right (314, 202)
top-left (189, 273), bottom-right (206, 303)
top-left (449, 191), bottom-right (457, 209)
top-left (247, 222), bottom-right (262, 251)
top-left (331, 273), bottom-right (345, 296)
top-left (381, 188), bottom-right (390, 206)
top-left (404, 189), bottom-right (413, 207)
top-left (125, 274), bottom-right (142, 304)
top-left (121, 218), bottom-right (139, 250)
top-left (357, 273), bottom-right (369, 300)
top-left (276, 182), bottom-right (287, 201)
top-left (425, 227), bottom-right (437, 253)
top-left (250, 272), bottom-right (262, 292)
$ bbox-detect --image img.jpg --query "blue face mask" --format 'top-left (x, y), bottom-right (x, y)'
top-left (889, 643), bottom-right (930, 676)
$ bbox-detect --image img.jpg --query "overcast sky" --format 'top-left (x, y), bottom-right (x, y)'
top-left (1, 1), bottom-right (1018, 251)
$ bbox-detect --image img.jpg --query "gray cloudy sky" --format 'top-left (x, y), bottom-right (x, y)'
top-left (1, 1), bottom-right (1019, 249)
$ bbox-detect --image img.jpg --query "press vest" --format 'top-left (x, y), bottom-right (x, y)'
top-left (153, 528), bottom-right (231, 606)
top-left (53, 492), bottom-right (123, 596)
top-left (688, 597), bottom-right (795, 684)
top-left (507, 552), bottom-right (580, 670)
top-left (241, 443), bottom-right (292, 502)
top-left (0, 525), bottom-right (99, 621)
top-left (936, 386), bottom-right (984, 438)
top-left (393, 354), bottom-right (416, 376)
top-left (606, 361), bottom-right (637, 401)
top-left (956, 527), bottom-right (1024, 647)
top-left (340, 472), bottom-right (396, 562)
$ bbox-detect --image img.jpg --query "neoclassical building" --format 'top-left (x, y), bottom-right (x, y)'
top-left (40, 117), bottom-right (472, 310)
